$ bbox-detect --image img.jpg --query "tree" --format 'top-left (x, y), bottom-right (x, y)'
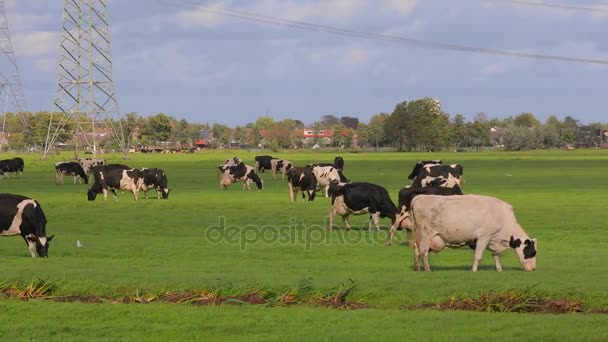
top-left (386, 98), bottom-right (450, 151)
top-left (212, 123), bottom-right (231, 146)
top-left (513, 112), bottom-right (540, 128)
top-left (144, 113), bottom-right (174, 143)
top-left (541, 116), bottom-right (562, 148)
top-left (360, 113), bottom-right (389, 149)
top-left (320, 115), bottom-right (340, 128)
top-left (340, 116), bottom-right (359, 129)
top-left (451, 114), bottom-right (467, 148)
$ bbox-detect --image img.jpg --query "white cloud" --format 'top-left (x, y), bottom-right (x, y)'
top-left (342, 47), bottom-right (369, 66)
top-left (480, 63), bottom-right (508, 75)
top-left (383, 0), bottom-right (417, 16)
top-left (13, 31), bottom-right (57, 57)
top-left (309, 46), bottom-right (371, 72)
top-left (34, 58), bottom-right (56, 73)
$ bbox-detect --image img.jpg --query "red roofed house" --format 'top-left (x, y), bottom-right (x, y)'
top-left (302, 129), bottom-right (333, 146)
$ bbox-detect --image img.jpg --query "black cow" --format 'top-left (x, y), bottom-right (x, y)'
top-left (407, 160), bottom-right (442, 180)
top-left (327, 181), bottom-right (397, 231)
top-left (55, 162), bottom-right (89, 185)
top-left (220, 162), bottom-right (263, 191)
top-left (254, 155), bottom-right (275, 173)
top-left (87, 164), bottom-right (141, 201)
top-left (386, 185), bottom-right (464, 246)
top-left (0, 157), bottom-right (24, 178)
top-left (286, 167), bottom-right (317, 202)
top-left (138, 168), bottom-right (170, 199)
top-left (0, 193), bottom-right (54, 257)
top-left (411, 163), bottom-right (463, 188)
top-left (308, 156), bottom-right (347, 182)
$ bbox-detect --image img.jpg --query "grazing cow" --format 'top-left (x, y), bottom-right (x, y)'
top-left (407, 160), bottom-right (442, 180)
top-left (55, 162), bottom-right (89, 185)
top-left (219, 162), bottom-right (263, 191)
top-left (270, 159), bottom-right (293, 180)
top-left (0, 157), bottom-right (24, 178)
top-left (327, 181), bottom-right (397, 231)
top-left (0, 194), bottom-right (54, 257)
top-left (411, 163), bottom-right (463, 188)
top-left (286, 167), bottom-right (318, 202)
top-left (138, 168), bottom-right (170, 199)
top-left (79, 158), bottom-right (107, 175)
top-left (310, 165), bottom-right (342, 197)
top-left (254, 155), bottom-right (275, 173)
top-left (87, 164), bottom-right (141, 201)
top-left (386, 185), bottom-right (463, 246)
top-left (308, 156), bottom-right (347, 182)
top-left (410, 194), bottom-right (537, 272)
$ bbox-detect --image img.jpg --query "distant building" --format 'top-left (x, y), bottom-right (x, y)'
top-left (302, 129), bottom-right (333, 146)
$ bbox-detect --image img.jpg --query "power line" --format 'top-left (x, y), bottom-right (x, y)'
top-left (161, 0), bottom-right (608, 65)
top-left (482, 0), bottom-right (608, 13)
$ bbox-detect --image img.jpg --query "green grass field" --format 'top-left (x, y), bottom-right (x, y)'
top-left (1, 150), bottom-right (608, 340)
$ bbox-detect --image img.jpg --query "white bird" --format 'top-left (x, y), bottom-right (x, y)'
top-left (76, 240), bottom-right (83, 248)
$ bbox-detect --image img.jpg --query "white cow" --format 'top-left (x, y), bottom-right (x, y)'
top-left (410, 194), bottom-right (537, 272)
top-left (270, 159), bottom-right (293, 180)
top-left (310, 165), bottom-right (341, 197)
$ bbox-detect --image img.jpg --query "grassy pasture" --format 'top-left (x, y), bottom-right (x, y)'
top-left (1, 150), bottom-right (608, 340)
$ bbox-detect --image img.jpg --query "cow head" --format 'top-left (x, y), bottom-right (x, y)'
top-left (87, 188), bottom-right (98, 201)
top-left (333, 156), bottom-right (344, 170)
top-left (509, 236), bottom-right (537, 271)
top-left (26, 234), bottom-right (55, 257)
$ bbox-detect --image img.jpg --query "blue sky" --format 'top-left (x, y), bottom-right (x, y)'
top-left (6, 0), bottom-right (608, 126)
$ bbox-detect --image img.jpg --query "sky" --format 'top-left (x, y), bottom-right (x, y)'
top-left (4, 0), bottom-right (608, 126)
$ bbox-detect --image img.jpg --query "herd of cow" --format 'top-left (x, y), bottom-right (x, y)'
top-left (218, 156), bottom-right (537, 272)
top-left (1, 154), bottom-right (537, 272)
top-left (0, 157), bottom-right (170, 258)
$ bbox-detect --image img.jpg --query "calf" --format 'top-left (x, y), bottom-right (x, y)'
top-left (410, 194), bottom-right (537, 272)
top-left (286, 167), bottom-right (318, 202)
top-left (327, 181), bottom-right (397, 231)
top-left (386, 185), bottom-right (463, 246)
top-left (0, 157), bottom-right (24, 178)
top-left (0, 193), bottom-right (54, 257)
top-left (270, 159), bottom-right (293, 180)
top-left (138, 168), bottom-right (170, 199)
top-left (220, 162), bottom-right (263, 191)
top-left (87, 164), bottom-right (141, 201)
top-left (55, 162), bottom-right (89, 185)
top-left (254, 155), bottom-right (275, 173)
top-left (411, 163), bottom-right (463, 188)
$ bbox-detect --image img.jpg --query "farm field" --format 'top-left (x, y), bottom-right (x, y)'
top-left (1, 150), bottom-right (608, 340)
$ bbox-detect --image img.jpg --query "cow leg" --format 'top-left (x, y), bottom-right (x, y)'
top-left (102, 188), bottom-right (109, 201)
top-left (132, 187), bottom-right (139, 201)
top-left (324, 184), bottom-right (329, 197)
top-left (288, 183), bottom-right (296, 202)
top-left (27, 241), bottom-right (37, 257)
top-left (493, 254), bottom-right (503, 272)
top-left (413, 239), bottom-right (421, 271)
top-left (471, 238), bottom-right (490, 272)
top-left (342, 214), bottom-right (351, 230)
top-left (327, 208), bottom-right (336, 231)
top-left (370, 213), bottom-right (381, 231)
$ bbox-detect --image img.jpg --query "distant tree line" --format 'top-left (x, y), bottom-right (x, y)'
top-left (1, 98), bottom-right (606, 152)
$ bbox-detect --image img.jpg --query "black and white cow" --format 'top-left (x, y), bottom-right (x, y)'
top-left (270, 159), bottom-right (293, 180)
top-left (407, 160), bottom-right (442, 180)
top-left (386, 185), bottom-right (464, 246)
top-left (308, 156), bottom-right (347, 182)
top-left (138, 168), bottom-right (170, 199)
top-left (310, 165), bottom-right (343, 197)
top-left (55, 161), bottom-right (89, 185)
top-left (0, 193), bottom-right (54, 257)
top-left (0, 157), bottom-right (24, 178)
top-left (219, 162), bottom-right (263, 191)
top-left (411, 163), bottom-right (463, 188)
top-left (327, 181), bottom-right (397, 231)
top-left (87, 164), bottom-right (141, 201)
top-left (286, 167), bottom-right (318, 202)
top-left (78, 157), bottom-right (107, 175)
top-left (254, 155), bottom-right (275, 173)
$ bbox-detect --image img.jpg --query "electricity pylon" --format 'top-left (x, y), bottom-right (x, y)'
top-left (0, 0), bottom-right (29, 151)
top-left (43, 0), bottom-right (126, 158)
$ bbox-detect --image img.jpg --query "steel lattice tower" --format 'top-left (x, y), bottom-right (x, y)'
top-left (43, 0), bottom-right (126, 158)
top-left (0, 0), bottom-right (29, 151)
